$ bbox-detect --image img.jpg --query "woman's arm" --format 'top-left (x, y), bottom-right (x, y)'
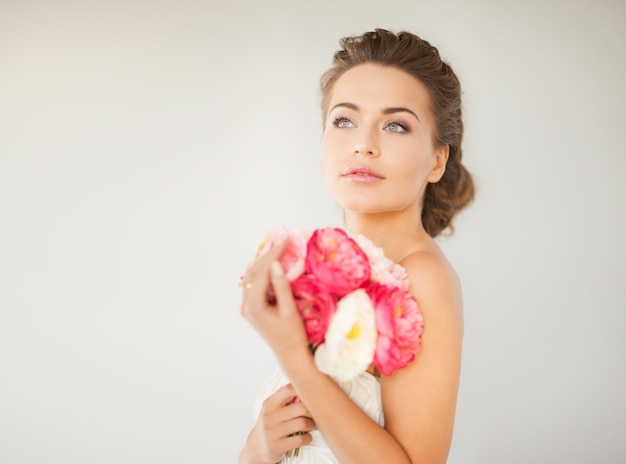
top-left (381, 251), bottom-right (464, 463)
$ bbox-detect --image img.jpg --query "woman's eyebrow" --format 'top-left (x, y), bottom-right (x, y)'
top-left (383, 107), bottom-right (420, 122)
top-left (329, 103), bottom-right (420, 123)
top-left (329, 102), bottom-right (359, 113)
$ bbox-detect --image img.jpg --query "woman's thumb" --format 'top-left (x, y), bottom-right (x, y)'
top-left (269, 261), bottom-right (296, 314)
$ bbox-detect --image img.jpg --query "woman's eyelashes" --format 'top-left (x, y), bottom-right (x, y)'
top-left (385, 120), bottom-right (410, 133)
top-left (332, 116), bottom-right (354, 128)
top-left (331, 115), bottom-right (410, 133)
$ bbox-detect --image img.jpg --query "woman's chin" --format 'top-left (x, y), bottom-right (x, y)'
top-left (339, 202), bottom-right (394, 215)
top-left (335, 197), bottom-right (418, 216)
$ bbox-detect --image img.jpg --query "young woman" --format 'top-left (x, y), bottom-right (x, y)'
top-left (239, 28), bottom-right (474, 464)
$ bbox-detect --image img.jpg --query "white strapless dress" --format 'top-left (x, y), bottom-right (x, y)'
top-left (253, 367), bottom-right (384, 463)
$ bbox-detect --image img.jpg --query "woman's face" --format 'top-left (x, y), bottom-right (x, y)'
top-left (321, 63), bottom-right (448, 216)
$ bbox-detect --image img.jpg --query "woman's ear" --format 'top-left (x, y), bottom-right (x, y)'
top-left (427, 144), bottom-right (449, 183)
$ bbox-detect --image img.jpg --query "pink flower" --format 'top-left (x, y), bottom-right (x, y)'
top-left (291, 275), bottom-right (337, 346)
top-left (352, 234), bottom-right (410, 290)
top-left (305, 227), bottom-right (370, 297)
top-left (254, 226), bottom-right (309, 282)
top-left (367, 281), bottom-right (424, 376)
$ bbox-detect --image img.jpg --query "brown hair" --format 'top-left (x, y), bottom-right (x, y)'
top-left (320, 28), bottom-right (474, 237)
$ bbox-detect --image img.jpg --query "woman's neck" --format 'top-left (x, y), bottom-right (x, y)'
top-left (344, 209), bottom-right (432, 263)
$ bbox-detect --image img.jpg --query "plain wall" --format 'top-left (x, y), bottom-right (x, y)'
top-left (1, 0), bottom-right (625, 462)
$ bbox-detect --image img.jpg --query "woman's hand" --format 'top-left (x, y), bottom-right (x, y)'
top-left (240, 383), bottom-right (316, 464)
top-left (240, 240), bottom-right (310, 363)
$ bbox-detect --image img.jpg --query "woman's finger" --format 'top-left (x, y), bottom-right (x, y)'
top-left (272, 413), bottom-right (316, 435)
top-left (263, 383), bottom-right (298, 409)
top-left (282, 430), bottom-right (314, 451)
top-left (288, 401), bottom-right (312, 420)
top-left (263, 384), bottom-right (311, 415)
top-left (269, 260), bottom-right (297, 316)
top-left (242, 239), bottom-right (290, 304)
top-left (247, 239), bottom-right (289, 279)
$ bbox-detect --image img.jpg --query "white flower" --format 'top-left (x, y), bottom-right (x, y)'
top-left (314, 289), bottom-right (377, 381)
top-left (352, 234), bottom-right (409, 290)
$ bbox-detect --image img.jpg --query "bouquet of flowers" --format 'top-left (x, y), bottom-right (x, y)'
top-left (250, 226), bottom-right (424, 381)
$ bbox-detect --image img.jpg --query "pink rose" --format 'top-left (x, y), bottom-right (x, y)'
top-left (305, 227), bottom-right (370, 297)
top-left (291, 275), bottom-right (337, 346)
top-left (254, 226), bottom-right (309, 282)
top-left (367, 281), bottom-right (424, 376)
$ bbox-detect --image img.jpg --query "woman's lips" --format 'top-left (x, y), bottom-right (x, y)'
top-left (341, 165), bottom-right (384, 183)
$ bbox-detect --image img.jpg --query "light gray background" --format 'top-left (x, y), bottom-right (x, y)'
top-left (1, 1), bottom-right (624, 463)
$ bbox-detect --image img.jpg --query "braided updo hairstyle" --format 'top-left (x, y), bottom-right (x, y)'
top-left (320, 28), bottom-right (474, 237)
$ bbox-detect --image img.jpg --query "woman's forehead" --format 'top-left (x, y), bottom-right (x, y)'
top-left (329, 63), bottom-right (431, 112)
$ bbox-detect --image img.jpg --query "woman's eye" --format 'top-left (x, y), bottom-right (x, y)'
top-left (334, 118), bottom-right (354, 128)
top-left (386, 122), bottom-right (407, 133)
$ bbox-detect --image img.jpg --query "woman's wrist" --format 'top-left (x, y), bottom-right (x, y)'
top-left (276, 345), bottom-right (318, 383)
top-left (238, 431), bottom-right (258, 464)
top-left (239, 448), bottom-right (279, 464)
top-left (238, 447), bottom-right (249, 464)
top-left (238, 444), bottom-right (265, 464)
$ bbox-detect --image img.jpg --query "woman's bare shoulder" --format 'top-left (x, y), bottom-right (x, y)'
top-left (399, 246), bottom-right (461, 304)
top-left (396, 244), bottom-right (464, 342)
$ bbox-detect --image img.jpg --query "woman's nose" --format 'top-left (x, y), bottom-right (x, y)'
top-left (352, 129), bottom-right (379, 157)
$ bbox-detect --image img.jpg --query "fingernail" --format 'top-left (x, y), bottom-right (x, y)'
top-left (271, 261), bottom-right (284, 277)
